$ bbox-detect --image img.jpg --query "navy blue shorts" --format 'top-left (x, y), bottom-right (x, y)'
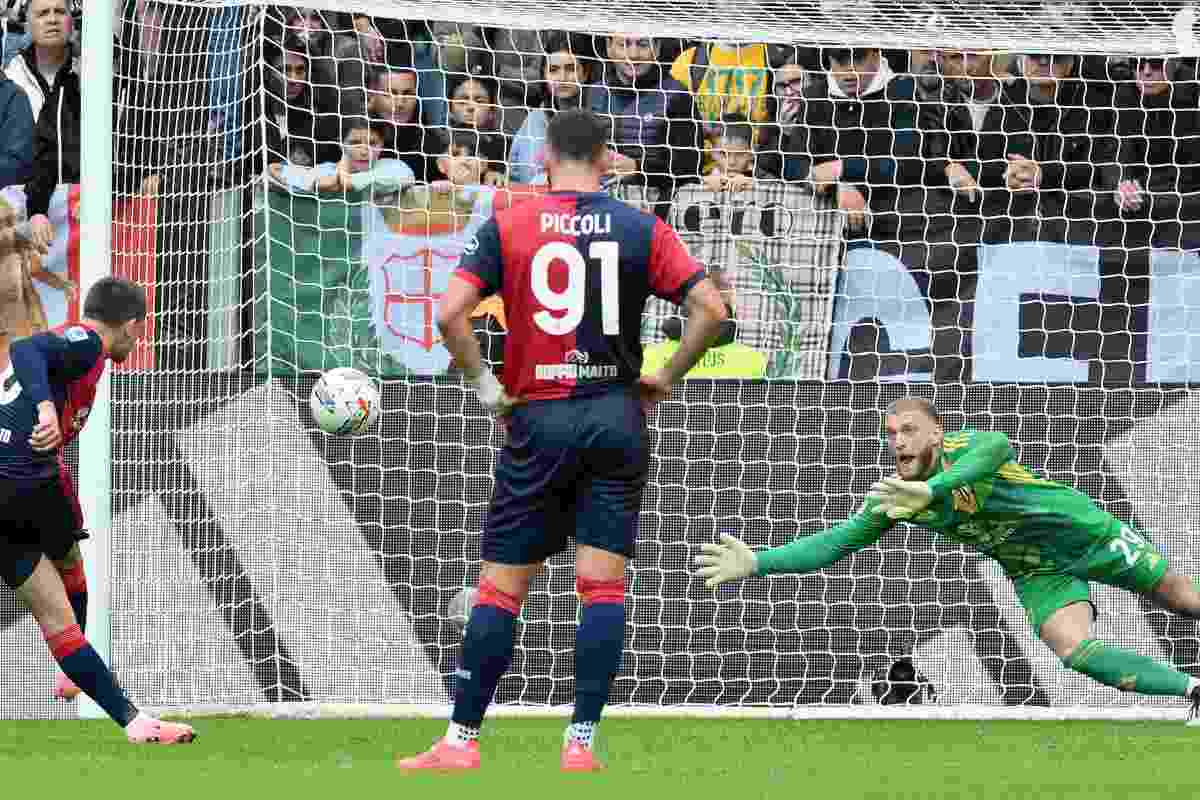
top-left (0, 477), bottom-right (80, 588)
top-left (482, 390), bottom-right (649, 564)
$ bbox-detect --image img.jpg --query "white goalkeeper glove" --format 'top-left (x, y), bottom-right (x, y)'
top-left (866, 478), bottom-right (933, 520)
top-left (466, 367), bottom-right (521, 416)
top-left (692, 533), bottom-right (758, 589)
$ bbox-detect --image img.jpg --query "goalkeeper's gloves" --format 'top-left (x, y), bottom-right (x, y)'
top-left (866, 478), bottom-right (933, 520)
top-left (466, 367), bottom-right (521, 416)
top-left (692, 533), bottom-right (758, 589)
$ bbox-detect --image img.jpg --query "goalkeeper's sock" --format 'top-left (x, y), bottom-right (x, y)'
top-left (570, 577), bottom-right (626, 744)
top-left (45, 624), bottom-right (138, 726)
top-left (449, 579), bottom-right (520, 736)
top-left (1063, 639), bottom-right (1192, 697)
top-left (60, 562), bottom-right (88, 634)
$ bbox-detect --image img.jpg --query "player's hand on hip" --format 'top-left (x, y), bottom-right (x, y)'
top-left (467, 368), bottom-right (522, 417)
top-left (867, 478), bottom-right (933, 520)
top-left (636, 371), bottom-right (672, 413)
top-left (30, 402), bottom-right (62, 453)
top-left (693, 533), bottom-right (757, 589)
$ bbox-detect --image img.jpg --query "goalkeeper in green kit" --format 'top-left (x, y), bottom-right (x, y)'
top-left (693, 397), bottom-right (1200, 720)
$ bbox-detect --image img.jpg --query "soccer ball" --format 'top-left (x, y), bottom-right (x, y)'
top-left (309, 368), bottom-right (380, 435)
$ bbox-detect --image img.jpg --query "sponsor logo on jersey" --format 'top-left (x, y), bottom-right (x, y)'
top-left (565, 349), bottom-right (589, 365)
top-left (463, 235), bottom-right (479, 255)
top-left (65, 326), bottom-right (89, 343)
top-left (535, 361), bottom-right (619, 381)
top-left (952, 485), bottom-right (979, 514)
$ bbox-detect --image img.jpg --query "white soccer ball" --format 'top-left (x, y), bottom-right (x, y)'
top-left (309, 367), bottom-right (380, 435)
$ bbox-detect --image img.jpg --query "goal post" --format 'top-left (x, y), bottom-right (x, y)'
top-left (31, 0), bottom-right (1200, 723)
top-left (77, 0), bottom-right (117, 721)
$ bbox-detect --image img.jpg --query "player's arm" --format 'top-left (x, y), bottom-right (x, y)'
top-left (440, 218), bottom-right (518, 415)
top-left (9, 326), bottom-right (103, 451)
top-left (868, 430), bottom-right (1016, 519)
top-left (644, 219), bottom-right (727, 384)
top-left (925, 430), bottom-right (1015, 500)
top-left (693, 501), bottom-right (894, 587)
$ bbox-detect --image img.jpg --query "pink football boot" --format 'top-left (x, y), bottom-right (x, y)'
top-left (125, 714), bottom-right (196, 744)
top-left (561, 739), bottom-right (605, 772)
top-left (395, 738), bottom-right (480, 772)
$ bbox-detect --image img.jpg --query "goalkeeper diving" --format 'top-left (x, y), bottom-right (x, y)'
top-left (693, 397), bottom-right (1200, 719)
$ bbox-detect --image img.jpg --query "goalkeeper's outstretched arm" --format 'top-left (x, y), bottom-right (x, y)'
top-left (692, 506), bottom-right (893, 588)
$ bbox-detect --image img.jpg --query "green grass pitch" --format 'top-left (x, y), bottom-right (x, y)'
top-left (2, 717), bottom-right (1196, 798)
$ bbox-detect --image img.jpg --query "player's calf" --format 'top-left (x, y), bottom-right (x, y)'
top-left (563, 573), bottom-right (626, 770)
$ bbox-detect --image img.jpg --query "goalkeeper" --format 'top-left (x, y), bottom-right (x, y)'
top-left (694, 397), bottom-right (1200, 719)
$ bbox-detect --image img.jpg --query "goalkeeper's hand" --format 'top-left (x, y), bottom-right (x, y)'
top-left (466, 368), bottom-right (522, 417)
top-left (692, 533), bottom-right (758, 589)
top-left (867, 477), bottom-right (933, 520)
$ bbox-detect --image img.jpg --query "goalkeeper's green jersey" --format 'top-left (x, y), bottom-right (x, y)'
top-left (756, 429), bottom-right (1124, 579)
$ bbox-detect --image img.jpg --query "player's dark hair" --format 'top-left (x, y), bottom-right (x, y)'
top-left (886, 397), bottom-right (941, 425)
top-left (545, 109), bottom-right (608, 165)
top-left (83, 277), bottom-right (147, 326)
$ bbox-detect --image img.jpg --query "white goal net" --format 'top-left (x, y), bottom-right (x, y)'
top-left (3, 0), bottom-right (1200, 720)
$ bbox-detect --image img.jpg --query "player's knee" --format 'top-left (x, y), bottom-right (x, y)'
top-left (476, 578), bottom-right (525, 615)
top-left (576, 575), bottom-right (626, 606)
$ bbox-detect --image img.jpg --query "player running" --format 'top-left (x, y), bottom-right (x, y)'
top-left (693, 396), bottom-right (1200, 719)
top-left (1, 276), bottom-right (195, 743)
top-left (396, 110), bottom-right (727, 772)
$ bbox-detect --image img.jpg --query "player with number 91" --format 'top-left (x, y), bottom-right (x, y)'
top-left (694, 396), bottom-right (1200, 722)
top-left (395, 109), bottom-right (727, 772)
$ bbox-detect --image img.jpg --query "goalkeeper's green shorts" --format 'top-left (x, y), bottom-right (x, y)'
top-left (1012, 525), bottom-right (1170, 638)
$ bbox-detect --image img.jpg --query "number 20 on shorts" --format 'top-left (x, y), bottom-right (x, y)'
top-left (531, 241), bottom-right (621, 336)
top-left (1109, 524), bottom-right (1146, 567)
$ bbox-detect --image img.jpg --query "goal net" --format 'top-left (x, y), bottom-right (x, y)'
top-left (3, 0), bottom-right (1200, 720)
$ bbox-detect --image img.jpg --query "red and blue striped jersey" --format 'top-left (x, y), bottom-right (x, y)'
top-left (0, 322), bottom-right (107, 481)
top-left (455, 190), bottom-right (704, 401)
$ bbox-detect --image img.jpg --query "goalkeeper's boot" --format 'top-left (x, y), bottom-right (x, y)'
top-left (561, 736), bottom-right (605, 772)
top-left (395, 737), bottom-right (480, 771)
top-left (125, 714), bottom-right (196, 744)
top-left (54, 672), bottom-right (81, 701)
top-left (1188, 686), bottom-right (1200, 727)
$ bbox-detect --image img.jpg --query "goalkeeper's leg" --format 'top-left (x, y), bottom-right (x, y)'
top-left (9, 554), bottom-right (195, 743)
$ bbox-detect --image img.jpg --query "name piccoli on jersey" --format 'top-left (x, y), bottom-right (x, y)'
top-left (539, 212), bottom-right (613, 236)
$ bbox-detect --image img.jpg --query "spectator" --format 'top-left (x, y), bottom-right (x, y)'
top-left (788, 47), bottom-right (930, 240)
top-left (23, 39), bottom-right (78, 251)
top-left (908, 48), bottom-right (943, 102)
top-left (488, 26), bottom-right (548, 136)
top-left (4, 0), bottom-right (74, 123)
top-left (588, 34), bottom-right (701, 215)
top-left (509, 31), bottom-right (594, 185)
top-left (1, 0), bottom-right (28, 67)
top-left (264, 37), bottom-right (341, 168)
top-left (333, 12), bottom-right (388, 114)
top-left (366, 63), bottom-right (436, 182)
top-left (701, 115), bottom-right (765, 192)
top-left (924, 49), bottom-right (1115, 222)
top-left (670, 40), bottom-right (776, 175)
top-left (446, 73), bottom-right (508, 183)
top-left (771, 54), bottom-right (810, 181)
top-left (0, 70), bottom-right (32, 189)
top-left (269, 116), bottom-right (414, 194)
top-left (1105, 57), bottom-right (1200, 245)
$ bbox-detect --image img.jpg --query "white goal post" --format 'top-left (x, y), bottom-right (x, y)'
top-left (31, 0), bottom-right (1200, 723)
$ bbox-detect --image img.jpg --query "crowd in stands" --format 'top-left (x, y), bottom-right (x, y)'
top-left (0, 2), bottom-right (1198, 374)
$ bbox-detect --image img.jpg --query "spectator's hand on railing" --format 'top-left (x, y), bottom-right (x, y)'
top-left (484, 171), bottom-right (508, 188)
top-left (1115, 179), bottom-right (1145, 212)
top-left (809, 159), bottom-right (843, 194)
top-left (945, 162), bottom-right (980, 202)
top-left (1005, 154), bottom-right (1041, 191)
top-left (141, 174), bottom-right (161, 196)
top-left (837, 184), bottom-right (868, 231)
top-left (703, 170), bottom-right (755, 193)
